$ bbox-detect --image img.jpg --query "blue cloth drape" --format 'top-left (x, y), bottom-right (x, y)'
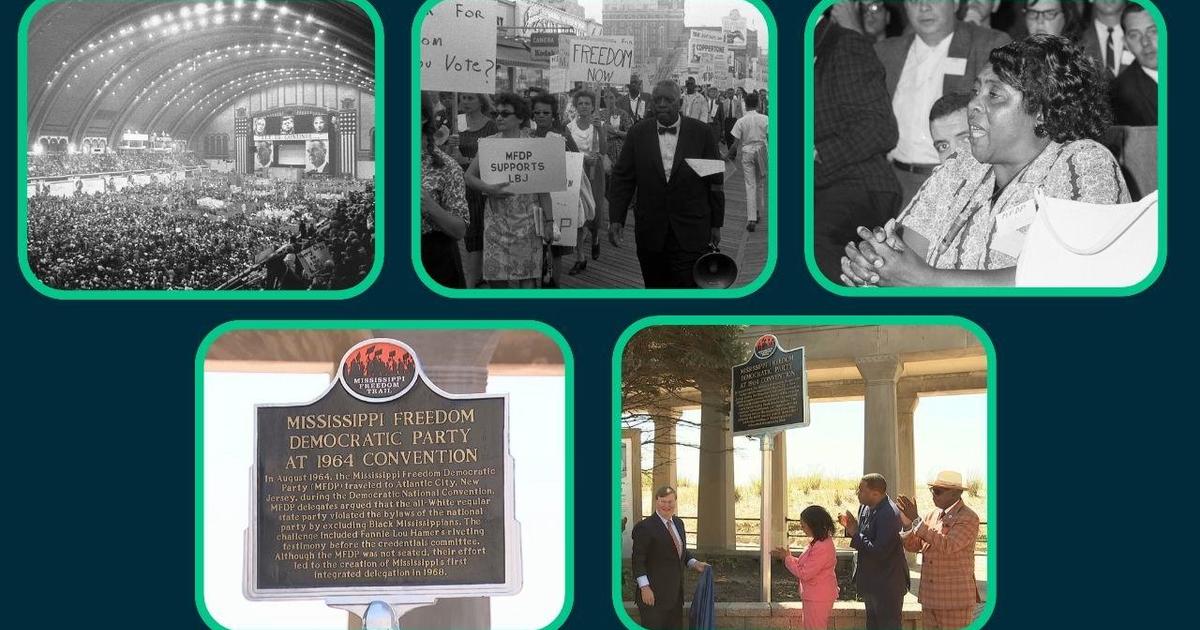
top-left (688, 565), bottom-right (716, 629)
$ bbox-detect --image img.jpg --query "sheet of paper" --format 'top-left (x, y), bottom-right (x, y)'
top-left (685, 158), bottom-right (726, 177)
top-left (990, 227), bottom-right (1028, 259)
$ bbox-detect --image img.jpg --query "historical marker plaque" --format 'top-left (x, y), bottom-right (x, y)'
top-left (731, 334), bottom-right (810, 436)
top-left (245, 338), bottom-right (521, 600)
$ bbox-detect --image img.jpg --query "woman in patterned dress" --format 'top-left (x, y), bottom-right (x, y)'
top-left (418, 94), bottom-right (469, 288)
top-left (842, 35), bottom-right (1130, 287)
top-left (565, 89), bottom-right (608, 274)
top-left (465, 92), bottom-right (554, 288)
top-left (446, 92), bottom-right (497, 287)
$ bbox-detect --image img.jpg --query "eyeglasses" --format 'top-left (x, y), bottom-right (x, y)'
top-left (492, 110), bottom-right (518, 119)
top-left (860, 2), bottom-right (885, 14)
top-left (1025, 8), bottom-right (1062, 22)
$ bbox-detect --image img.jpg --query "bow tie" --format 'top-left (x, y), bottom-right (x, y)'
top-left (658, 126), bottom-right (677, 135)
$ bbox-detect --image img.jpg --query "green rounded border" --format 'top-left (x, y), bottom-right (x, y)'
top-left (802, 0), bottom-right (1168, 297)
top-left (194, 319), bottom-right (575, 630)
top-left (16, 0), bottom-right (386, 300)
top-left (609, 314), bottom-right (998, 630)
top-left (408, 0), bottom-right (779, 298)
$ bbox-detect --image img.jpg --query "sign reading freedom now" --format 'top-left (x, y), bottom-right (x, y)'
top-left (567, 36), bottom-right (634, 84)
top-left (476, 136), bottom-right (568, 194)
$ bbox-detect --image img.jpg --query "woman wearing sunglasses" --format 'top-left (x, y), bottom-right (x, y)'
top-left (465, 92), bottom-right (555, 288)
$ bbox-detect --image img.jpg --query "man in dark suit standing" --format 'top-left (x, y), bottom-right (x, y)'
top-left (617, 75), bottom-right (652, 124)
top-left (840, 473), bottom-right (910, 630)
top-left (608, 79), bottom-right (725, 288)
top-left (631, 486), bottom-right (710, 630)
top-left (813, 12), bottom-right (902, 284)
top-left (876, 1), bottom-right (1010, 205)
top-left (1112, 3), bottom-right (1158, 126)
top-left (1080, 0), bottom-right (1131, 79)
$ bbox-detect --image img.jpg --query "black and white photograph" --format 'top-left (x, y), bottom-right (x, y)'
top-left (417, 0), bottom-right (773, 290)
top-left (23, 0), bottom-right (378, 292)
top-left (810, 0), bottom-right (1162, 289)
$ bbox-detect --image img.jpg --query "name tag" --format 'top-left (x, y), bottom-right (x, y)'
top-left (944, 57), bottom-right (967, 76)
top-left (991, 198), bottom-right (1038, 258)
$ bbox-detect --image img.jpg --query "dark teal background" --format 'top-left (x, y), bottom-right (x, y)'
top-left (6, 0), bottom-right (1188, 628)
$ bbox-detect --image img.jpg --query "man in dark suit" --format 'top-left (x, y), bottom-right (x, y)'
top-left (876, 1), bottom-right (1010, 205)
top-left (1112, 3), bottom-right (1158, 126)
top-left (617, 75), bottom-right (652, 124)
top-left (704, 85), bottom-right (726, 154)
top-left (1079, 0), bottom-right (1131, 79)
top-left (813, 13), bottom-right (902, 284)
top-left (840, 473), bottom-right (910, 630)
top-left (608, 79), bottom-right (725, 288)
top-left (631, 486), bottom-right (710, 630)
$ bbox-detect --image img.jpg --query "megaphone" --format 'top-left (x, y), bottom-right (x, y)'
top-left (693, 244), bottom-right (738, 288)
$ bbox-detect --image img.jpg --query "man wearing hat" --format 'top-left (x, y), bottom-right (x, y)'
top-left (898, 471), bottom-right (982, 630)
top-left (630, 485), bottom-right (710, 629)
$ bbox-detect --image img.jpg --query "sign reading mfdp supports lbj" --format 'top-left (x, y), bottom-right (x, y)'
top-left (477, 136), bottom-right (568, 194)
top-left (731, 334), bottom-right (810, 436)
top-left (420, 2), bottom-right (497, 93)
top-left (567, 36), bottom-right (634, 84)
top-left (247, 338), bottom-right (521, 601)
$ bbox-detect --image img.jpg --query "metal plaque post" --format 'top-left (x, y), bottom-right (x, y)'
top-left (758, 433), bottom-right (773, 603)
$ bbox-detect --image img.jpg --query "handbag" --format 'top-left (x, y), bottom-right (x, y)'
top-left (1014, 189), bottom-right (1159, 287)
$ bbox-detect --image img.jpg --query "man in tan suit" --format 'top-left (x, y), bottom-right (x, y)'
top-left (898, 471), bottom-right (982, 630)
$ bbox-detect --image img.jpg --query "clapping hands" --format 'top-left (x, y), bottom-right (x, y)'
top-left (838, 510), bottom-right (859, 538)
top-left (896, 495), bottom-right (920, 527)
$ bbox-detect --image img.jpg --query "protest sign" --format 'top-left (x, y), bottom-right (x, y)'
top-left (420, 2), bottom-right (497, 93)
top-left (550, 151), bottom-right (585, 247)
top-left (567, 36), bottom-right (634, 84)
top-left (477, 136), bottom-right (568, 194)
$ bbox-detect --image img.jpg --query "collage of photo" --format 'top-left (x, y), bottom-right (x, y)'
top-left (13, 1), bottom-right (1168, 630)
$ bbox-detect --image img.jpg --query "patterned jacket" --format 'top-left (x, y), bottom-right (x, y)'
top-left (902, 500), bottom-right (982, 609)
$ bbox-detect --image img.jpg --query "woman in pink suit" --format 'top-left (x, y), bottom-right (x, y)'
top-left (772, 505), bottom-right (840, 629)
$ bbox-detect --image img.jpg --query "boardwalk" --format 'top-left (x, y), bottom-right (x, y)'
top-left (559, 159), bottom-right (769, 289)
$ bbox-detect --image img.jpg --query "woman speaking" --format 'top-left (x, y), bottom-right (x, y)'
top-left (842, 35), bottom-right (1130, 287)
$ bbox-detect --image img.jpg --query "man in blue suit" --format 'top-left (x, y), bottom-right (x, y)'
top-left (840, 473), bottom-right (910, 629)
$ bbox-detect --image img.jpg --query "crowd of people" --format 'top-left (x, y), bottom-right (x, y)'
top-left (420, 76), bottom-right (769, 289)
top-left (816, 0), bottom-right (1159, 287)
top-left (633, 471), bottom-right (981, 630)
top-left (27, 172), bottom-right (374, 290)
top-left (27, 150), bottom-right (206, 178)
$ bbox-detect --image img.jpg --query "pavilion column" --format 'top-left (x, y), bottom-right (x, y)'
top-left (651, 408), bottom-right (681, 494)
top-left (697, 382), bottom-right (735, 551)
top-left (621, 427), bottom-right (644, 558)
top-left (897, 393), bottom-right (919, 568)
top-left (856, 354), bottom-right (902, 491)
top-left (353, 329), bottom-right (502, 630)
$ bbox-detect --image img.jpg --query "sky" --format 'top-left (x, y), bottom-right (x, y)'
top-left (648, 393), bottom-right (989, 488)
top-left (202, 371), bottom-right (566, 630)
top-left (575, 0), bottom-right (772, 47)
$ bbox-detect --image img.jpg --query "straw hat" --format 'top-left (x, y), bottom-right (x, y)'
top-left (927, 470), bottom-right (965, 490)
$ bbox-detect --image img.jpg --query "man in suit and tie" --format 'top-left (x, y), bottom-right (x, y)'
top-left (618, 75), bottom-right (652, 124)
top-left (875, 0), bottom-right (1010, 205)
top-left (703, 86), bottom-right (726, 154)
top-left (1112, 3), bottom-right (1158, 126)
top-left (608, 79), bottom-right (726, 288)
top-left (631, 486), bottom-right (710, 630)
top-left (1080, 1), bottom-right (1131, 79)
top-left (839, 473), bottom-right (910, 630)
top-left (813, 11), bottom-right (902, 284)
top-left (898, 471), bottom-right (982, 630)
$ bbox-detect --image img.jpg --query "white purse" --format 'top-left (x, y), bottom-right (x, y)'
top-left (1015, 189), bottom-right (1159, 287)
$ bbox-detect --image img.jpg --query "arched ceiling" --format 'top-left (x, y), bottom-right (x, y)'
top-left (27, 0), bottom-right (375, 145)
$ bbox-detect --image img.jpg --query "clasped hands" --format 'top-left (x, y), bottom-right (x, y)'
top-left (840, 220), bottom-right (931, 287)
